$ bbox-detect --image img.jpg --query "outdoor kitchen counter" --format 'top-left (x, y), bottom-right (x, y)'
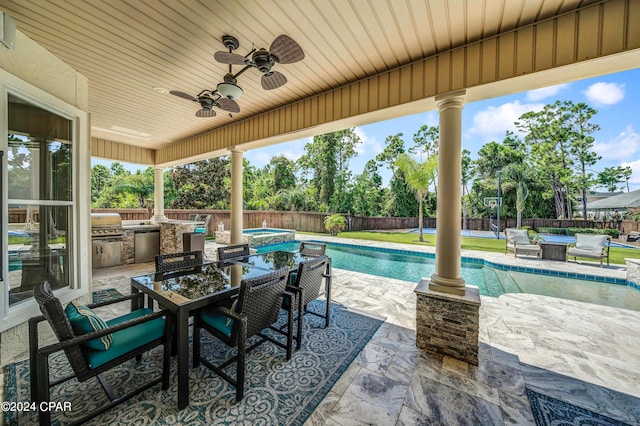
top-left (157, 221), bottom-right (202, 255)
top-left (121, 223), bottom-right (160, 264)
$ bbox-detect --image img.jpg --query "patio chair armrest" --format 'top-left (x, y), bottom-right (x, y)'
top-left (285, 285), bottom-right (303, 295)
top-left (211, 305), bottom-right (243, 322)
top-left (37, 309), bottom-right (170, 356)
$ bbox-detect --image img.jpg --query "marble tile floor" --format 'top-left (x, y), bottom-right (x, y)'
top-left (6, 239), bottom-right (639, 425)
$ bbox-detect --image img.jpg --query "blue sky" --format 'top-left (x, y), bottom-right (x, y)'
top-left (94, 67), bottom-right (640, 190)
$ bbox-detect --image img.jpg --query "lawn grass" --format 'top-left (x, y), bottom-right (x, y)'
top-left (335, 231), bottom-right (639, 265)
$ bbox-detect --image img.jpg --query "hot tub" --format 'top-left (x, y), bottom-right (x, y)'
top-left (215, 228), bottom-right (295, 247)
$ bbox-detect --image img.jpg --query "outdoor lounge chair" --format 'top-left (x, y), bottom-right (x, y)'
top-left (627, 231), bottom-right (640, 242)
top-left (505, 228), bottom-right (542, 258)
top-left (192, 268), bottom-right (293, 402)
top-left (29, 281), bottom-right (172, 425)
top-left (567, 233), bottom-right (610, 267)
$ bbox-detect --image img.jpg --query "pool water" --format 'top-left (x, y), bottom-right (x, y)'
top-left (258, 241), bottom-right (640, 311)
top-left (243, 228), bottom-right (289, 234)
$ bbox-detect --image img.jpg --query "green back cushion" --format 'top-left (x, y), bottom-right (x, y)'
top-left (65, 302), bottom-right (112, 350)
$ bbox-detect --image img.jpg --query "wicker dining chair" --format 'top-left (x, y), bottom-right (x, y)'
top-left (299, 241), bottom-right (327, 257)
top-left (29, 282), bottom-right (172, 425)
top-left (155, 250), bottom-right (203, 273)
top-left (192, 268), bottom-right (293, 402)
top-left (217, 243), bottom-right (250, 261)
top-left (272, 255), bottom-right (331, 351)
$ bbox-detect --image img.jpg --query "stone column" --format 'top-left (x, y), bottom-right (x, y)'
top-left (430, 90), bottom-right (466, 296)
top-left (151, 167), bottom-right (167, 223)
top-left (230, 148), bottom-right (244, 245)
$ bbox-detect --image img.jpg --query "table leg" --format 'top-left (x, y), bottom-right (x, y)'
top-left (176, 310), bottom-right (190, 410)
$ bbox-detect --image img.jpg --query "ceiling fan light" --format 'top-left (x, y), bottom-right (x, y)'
top-left (217, 82), bottom-right (243, 100)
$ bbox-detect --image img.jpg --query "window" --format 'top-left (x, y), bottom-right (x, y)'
top-left (5, 94), bottom-right (74, 306)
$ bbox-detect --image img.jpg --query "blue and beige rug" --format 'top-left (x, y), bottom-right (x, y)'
top-left (527, 388), bottom-right (631, 426)
top-left (4, 301), bottom-right (383, 425)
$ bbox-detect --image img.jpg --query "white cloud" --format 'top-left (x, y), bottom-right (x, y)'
top-left (354, 127), bottom-right (382, 156)
top-left (584, 82), bottom-right (625, 106)
top-left (526, 83), bottom-right (569, 101)
top-left (423, 111), bottom-right (438, 127)
top-left (621, 159), bottom-right (640, 191)
top-left (593, 125), bottom-right (640, 161)
top-left (467, 101), bottom-right (544, 142)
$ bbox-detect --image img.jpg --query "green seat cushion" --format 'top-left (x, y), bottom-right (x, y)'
top-left (65, 302), bottom-right (112, 351)
top-left (288, 272), bottom-right (298, 286)
top-left (194, 227), bottom-right (206, 233)
top-left (201, 307), bottom-right (234, 338)
top-left (84, 308), bottom-right (165, 369)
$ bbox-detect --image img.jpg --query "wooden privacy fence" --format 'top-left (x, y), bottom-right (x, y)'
top-left (90, 208), bottom-right (640, 235)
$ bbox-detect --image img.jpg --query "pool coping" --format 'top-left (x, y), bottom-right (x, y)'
top-left (257, 239), bottom-right (635, 288)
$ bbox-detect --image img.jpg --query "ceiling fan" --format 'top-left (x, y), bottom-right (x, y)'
top-left (169, 89), bottom-right (240, 118)
top-left (213, 34), bottom-right (305, 91)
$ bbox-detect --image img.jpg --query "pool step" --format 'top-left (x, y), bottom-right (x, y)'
top-left (482, 267), bottom-right (505, 297)
top-left (492, 269), bottom-right (522, 294)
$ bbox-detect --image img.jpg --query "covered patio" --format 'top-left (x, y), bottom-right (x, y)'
top-left (1, 0), bottom-right (640, 424)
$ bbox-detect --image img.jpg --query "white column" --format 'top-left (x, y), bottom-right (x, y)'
top-left (430, 90), bottom-right (466, 296)
top-left (151, 167), bottom-right (167, 223)
top-left (230, 148), bottom-right (244, 244)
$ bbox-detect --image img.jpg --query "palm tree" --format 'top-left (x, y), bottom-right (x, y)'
top-left (501, 163), bottom-right (533, 229)
top-left (395, 153), bottom-right (438, 242)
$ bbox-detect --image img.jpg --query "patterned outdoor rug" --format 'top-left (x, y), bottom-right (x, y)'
top-left (91, 288), bottom-right (124, 304)
top-left (4, 301), bottom-right (383, 425)
top-left (527, 388), bottom-right (630, 426)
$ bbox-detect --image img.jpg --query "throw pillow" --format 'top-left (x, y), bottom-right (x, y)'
top-left (65, 302), bottom-right (112, 350)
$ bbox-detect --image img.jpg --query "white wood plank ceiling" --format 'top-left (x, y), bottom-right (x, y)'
top-left (0, 0), bottom-right (598, 149)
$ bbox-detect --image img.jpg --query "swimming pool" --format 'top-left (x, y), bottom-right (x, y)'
top-left (258, 241), bottom-right (640, 311)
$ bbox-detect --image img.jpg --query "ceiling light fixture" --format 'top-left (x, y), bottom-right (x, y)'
top-left (216, 79), bottom-right (243, 100)
top-left (153, 86), bottom-right (169, 94)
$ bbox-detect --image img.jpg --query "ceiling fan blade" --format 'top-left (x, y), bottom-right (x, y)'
top-left (217, 97), bottom-right (240, 113)
top-left (269, 34), bottom-right (304, 64)
top-left (170, 90), bottom-right (197, 101)
top-left (195, 108), bottom-right (216, 118)
top-left (262, 71), bottom-right (287, 90)
top-left (214, 51), bottom-right (247, 65)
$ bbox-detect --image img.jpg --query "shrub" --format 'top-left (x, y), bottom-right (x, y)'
top-left (324, 214), bottom-right (346, 236)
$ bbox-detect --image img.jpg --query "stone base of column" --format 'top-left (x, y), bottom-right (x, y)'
top-left (414, 279), bottom-right (481, 365)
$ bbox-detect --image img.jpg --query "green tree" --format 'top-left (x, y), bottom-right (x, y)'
top-left (622, 166), bottom-right (633, 192)
top-left (91, 164), bottom-right (111, 204)
top-left (501, 163), bottom-right (534, 228)
top-left (270, 155), bottom-right (297, 192)
top-left (170, 157), bottom-right (231, 209)
top-left (351, 159), bottom-right (383, 216)
top-left (395, 153), bottom-right (438, 241)
top-left (461, 149), bottom-right (472, 229)
top-left (376, 133), bottom-right (417, 217)
top-left (566, 102), bottom-right (601, 220)
top-left (298, 129), bottom-right (360, 212)
top-left (114, 168), bottom-right (154, 208)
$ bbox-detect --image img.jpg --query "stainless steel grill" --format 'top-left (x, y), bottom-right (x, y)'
top-left (91, 213), bottom-right (124, 238)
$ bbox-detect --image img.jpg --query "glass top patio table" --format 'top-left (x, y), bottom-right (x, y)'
top-left (130, 261), bottom-right (284, 410)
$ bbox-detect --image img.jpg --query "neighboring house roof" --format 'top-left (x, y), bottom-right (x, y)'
top-left (576, 191), bottom-right (623, 202)
top-left (586, 189), bottom-right (640, 209)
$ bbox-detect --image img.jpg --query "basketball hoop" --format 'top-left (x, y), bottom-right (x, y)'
top-left (487, 200), bottom-right (497, 209)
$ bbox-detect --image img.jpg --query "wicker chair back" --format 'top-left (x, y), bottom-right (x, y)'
top-left (294, 255), bottom-right (329, 307)
top-left (217, 243), bottom-right (250, 261)
top-left (299, 241), bottom-right (327, 257)
top-left (234, 268), bottom-right (289, 340)
top-left (33, 282), bottom-right (90, 379)
top-left (155, 251), bottom-right (203, 273)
